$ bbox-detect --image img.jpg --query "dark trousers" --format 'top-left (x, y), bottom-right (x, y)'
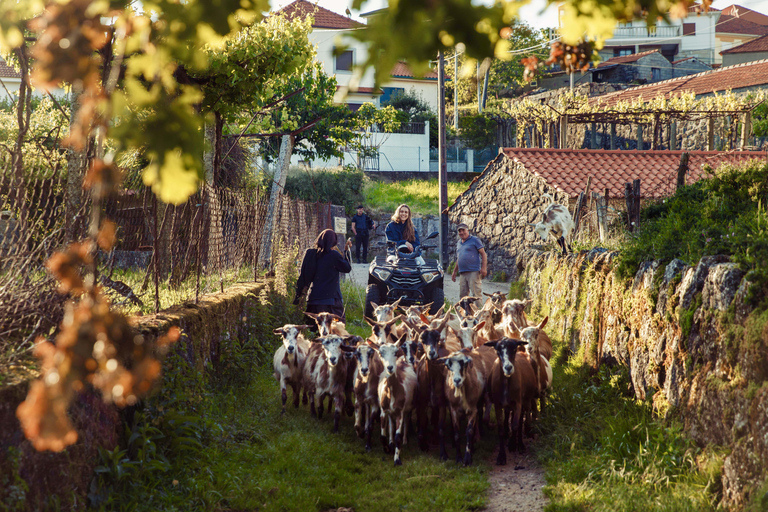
top-left (355, 232), bottom-right (369, 263)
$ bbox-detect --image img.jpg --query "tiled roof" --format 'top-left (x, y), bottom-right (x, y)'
top-left (596, 50), bottom-right (660, 68)
top-left (493, 148), bottom-right (767, 199)
top-left (717, 14), bottom-right (768, 35)
top-left (0, 57), bottom-right (20, 79)
top-left (278, 0), bottom-right (364, 29)
top-left (590, 59), bottom-right (768, 106)
top-left (672, 56), bottom-right (695, 64)
top-left (721, 33), bottom-right (768, 53)
top-left (721, 5), bottom-right (768, 26)
top-left (390, 61), bottom-right (439, 80)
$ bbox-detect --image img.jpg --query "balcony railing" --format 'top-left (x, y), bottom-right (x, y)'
top-left (611, 25), bottom-right (681, 39)
top-left (370, 122), bottom-right (426, 134)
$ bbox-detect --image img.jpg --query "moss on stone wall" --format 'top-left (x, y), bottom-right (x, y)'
top-left (517, 247), bottom-right (768, 510)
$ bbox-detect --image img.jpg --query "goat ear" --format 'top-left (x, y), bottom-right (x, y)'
top-left (273, 328), bottom-right (283, 335)
top-left (391, 297), bottom-right (403, 308)
top-left (419, 313), bottom-right (430, 324)
top-left (484, 341), bottom-right (498, 348)
top-left (366, 340), bottom-right (380, 350)
top-left (303, 311), bottom-right (319, 320)
top-left (395, 332), bottom-right (408, 347)
top-left (527, 223), bottom-right (537, 227)
top-left (483, 292), bottom-right (493, 297)
top-left (538, 316), bottom-right (549, 329)
top-left (297, 324), bottom-right (312, 331)
top-left (340, 344), bottom-right (357, 353)
top-left (331, 314), bottom-right (344, 322)
top-left (474, 321), bottom-right (486, 332)
top-left (364, 317), bottom-right (377, 327)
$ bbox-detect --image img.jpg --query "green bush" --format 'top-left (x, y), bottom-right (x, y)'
top-left (279, 165), bottom-right (366, 214)
top-left (617, 160), bottom-right (768, 307)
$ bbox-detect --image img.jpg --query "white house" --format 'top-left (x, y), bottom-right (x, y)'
top-left (279, 0), bottom-right (440, 172)
top-left (0, 58), bottom-right (67, 102)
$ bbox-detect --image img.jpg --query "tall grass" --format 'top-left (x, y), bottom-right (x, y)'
top-left (364, 178), bottom-right (472, 217)
top-left (538, 343), bottom-right (723, 511)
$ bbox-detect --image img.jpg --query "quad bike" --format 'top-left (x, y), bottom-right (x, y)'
top-left (364, 231), bottom-right (444, 319)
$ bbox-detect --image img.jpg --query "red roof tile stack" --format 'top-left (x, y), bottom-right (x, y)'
top-left (278, 0), bottom-right (364, 29)
top-left (496, 148), bottom-right (767, 198)
top-left (590, 59), bottom-right (768, 106)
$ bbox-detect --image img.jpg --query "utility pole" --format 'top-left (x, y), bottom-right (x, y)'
top-left (438, 51), bottom-right (449, 268)
top-left (454, 48), bottom-right (458, 131)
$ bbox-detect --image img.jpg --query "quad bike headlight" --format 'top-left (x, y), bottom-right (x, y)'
top-left (421, 271), bottom-right (441, 283)
top-left (372, 268), bottom-right (392, 281)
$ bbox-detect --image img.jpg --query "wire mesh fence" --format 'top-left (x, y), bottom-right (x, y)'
top-left (0, 163), bottom-right (336, 360)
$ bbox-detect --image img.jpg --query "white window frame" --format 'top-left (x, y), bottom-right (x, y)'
top-left (334, 48), bottom-right (355, 73)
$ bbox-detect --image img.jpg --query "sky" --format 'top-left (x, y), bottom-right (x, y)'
top-left (272, 0), bottom-right (768, 31)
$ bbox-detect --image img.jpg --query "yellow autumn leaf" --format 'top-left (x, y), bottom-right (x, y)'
top-left (143, 150), bottom-right (200, 205)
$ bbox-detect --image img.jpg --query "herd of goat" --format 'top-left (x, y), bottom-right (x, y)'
top-left (272, 292), bottom-right (553, 467)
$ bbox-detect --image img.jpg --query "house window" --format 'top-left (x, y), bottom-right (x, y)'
top-left (683, 23), bottom-right (696, 35)
top-left (616, 49), bottom-right (633, 57)
top-left (380, 87), bottom-right (404, 105)
top-left (335, 49), bottom-right (354, 72)
top-left (651, 67), bottom-right (660, 81)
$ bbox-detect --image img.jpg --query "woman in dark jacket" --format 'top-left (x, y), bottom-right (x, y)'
top-left (385, 203), bottom-right (420, 252)
top-left (293, 229), bottom-right (352, 322)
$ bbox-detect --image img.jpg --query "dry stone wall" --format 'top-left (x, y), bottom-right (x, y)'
top-left (517, 248), bottom-right (768, 510)
top-left (447, 155), bottom-right (570, 278)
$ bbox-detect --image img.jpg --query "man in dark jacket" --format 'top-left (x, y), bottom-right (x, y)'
top-left (350, 205), bottom-right (376, 264)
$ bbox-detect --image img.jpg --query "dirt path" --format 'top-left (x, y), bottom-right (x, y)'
top-left (346, 263), bottom-right (549, 510)
top-left (482, 449), bottom-right (548, 512)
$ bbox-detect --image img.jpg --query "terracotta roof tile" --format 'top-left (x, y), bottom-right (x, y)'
top-left (721, 33), bottom-right (768, 53)
top-left (597, 49), bottom-right (660, 68)
top-left (390, 61), bottom-right (439, 80)
top-left (717, 14), bottom-right (768, 35)
top-left (721, 5), bottom-right (768, 26)
top-left (278, 0), bottom-right (364, 29)
top-left (492, 148), bottom-right (767, 199)
top-left (0, 57), bottom-right (20, 79)
top-left (590, 59), bottom-right (768, 106)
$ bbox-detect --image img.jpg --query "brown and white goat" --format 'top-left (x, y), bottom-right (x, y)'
top-left (475, 298), bottom-right (505, 342)
top-left (365, 315), bottom-right (402, 346)
top-left (352, 340), bottom-right (384, 451)
top-left (518, 317), bottom-right (553, 418)
top-left (515, 316), bottom-right (552, 361)
top-left (272, 324), bottom-right (312, 414)
top-left (305, 311), bottom-right (350, 336)
top-left (499, 299), bottom-right (531, 332)
top-left (303, 334), bottom-right (358, 432)
top-left (529, 193), bottom-right (575, 255)
top-left (484, 338), bottom-right (538, 465)
top-left (370, 297), bottom-right (404, 323)
top-left (440, 350), bottom-right (488, 465)
top-left (414, 315), bottom-right (452, 458)
top-left (371, 334), bottom-right (418, 466)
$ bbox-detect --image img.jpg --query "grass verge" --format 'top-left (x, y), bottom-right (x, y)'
top-left (364, 178), bottom-right (471, 217)
top-left (538, 342), bottom-right (723, 512)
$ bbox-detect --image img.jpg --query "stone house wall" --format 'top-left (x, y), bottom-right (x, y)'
top-left (598, 53), bottom-right (673, 84)
top-left (672, 57), bottom-right (712, 77)
top-left (446, 154), bottom-right (570, 278)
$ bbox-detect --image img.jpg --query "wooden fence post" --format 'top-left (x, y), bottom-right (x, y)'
top-left (740, 111), bottom-right (752, 150)
top-left (676, 152), bottom-right (689, 190)
top-left (560, 115), bottom-right (568, 149)
top-left (573, 176), bottom-right (591, 235)
top-left (707, 117), bottom-right (715, 150)
top-left (596, 193), bottom-right (607, 242)
top-left (625, 182), bottom-right (635, 232)
top-left (610, 123), bottom-right (616, 150)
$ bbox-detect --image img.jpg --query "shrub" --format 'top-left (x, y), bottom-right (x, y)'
top-left (274, 165), bottom-right (366, 214)
top-left (617, 160), bottom-right (768, 308)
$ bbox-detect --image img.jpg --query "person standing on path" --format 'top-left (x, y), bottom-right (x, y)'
top-left (350, 205), bottom-right (376, 264)
top-left (451, 223), bottom-right (487, 298)
top-left (293, 229), bottom-right (353, 323)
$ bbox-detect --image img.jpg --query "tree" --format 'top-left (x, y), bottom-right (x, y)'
top-left (382, 90), bottom-right (439, 148)
top-left (489, 21), bottom-right (553, 95)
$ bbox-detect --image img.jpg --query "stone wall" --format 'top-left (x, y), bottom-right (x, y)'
top-left (0, 280), bottom-right (300, 509)
top-left (446, 155), bottom-right (570, 278)
top-left (517, 248), bottom-right (768, 510)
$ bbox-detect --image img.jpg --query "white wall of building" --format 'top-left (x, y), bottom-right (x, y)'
top-left (0, 77), bottom-right (67, 102)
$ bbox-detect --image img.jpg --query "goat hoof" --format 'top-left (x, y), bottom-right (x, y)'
top-left (394, 458), bottom-right (402, 466)
top-left (464, 453), bottom-right (473, 466)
